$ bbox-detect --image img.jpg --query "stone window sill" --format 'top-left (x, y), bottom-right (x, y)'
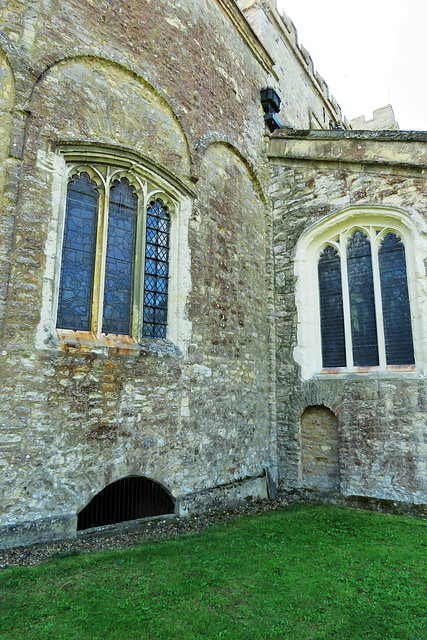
top-left (315, 364), bottom-right (419, 379)
top-left (54, 329), bottom-right (181, 358)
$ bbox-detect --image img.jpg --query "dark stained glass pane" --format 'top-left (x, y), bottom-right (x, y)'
top-left (347, 231), bottom-right (379, 366)
top-left (318, 245), bottom-right (346, 367)
top-left (379, 233), bottom-right (414, 364)
top-left (102, 178), bottom-right (138, 335)
top-left (142, 200), bottom-right (170, 339)
top-left (56, 172), bottom-right (98, 330)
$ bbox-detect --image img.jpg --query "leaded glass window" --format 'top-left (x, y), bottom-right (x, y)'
top-left (142, 200), bottom-right (170, 339)
top-left (57, 172), bottom-right (98, 331)
top-left (318, 245), bottom-right (346, 367)
top-left (347, 231), bottom-right (379, 367)
top-left (378, 233), bottom-right (415, 365)
top-left (102, 179), bottom-right (138, 335)
top-left (57, 166), bottom-right (172, 340)
top-left (317, 225), bottom-right (414, 370)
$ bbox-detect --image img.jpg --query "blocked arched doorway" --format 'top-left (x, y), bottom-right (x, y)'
top-left (77, 476), bottom-right (174, 531)
top-left (300, 405), bottom-right (340, 492)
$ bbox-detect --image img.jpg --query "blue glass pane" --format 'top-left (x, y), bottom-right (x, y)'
top-left (56, 173), bottom-right (98, 330)
top-left (347, 231), bottom-right (379, 366)
top-left (318, 245), bottom-right (346, 367)
top-left (379, 233), bottom-right (414, 365)
top-left (102, 178), bottom-right (138, 335)
top-left (141, 200), bottom-right (170, 339)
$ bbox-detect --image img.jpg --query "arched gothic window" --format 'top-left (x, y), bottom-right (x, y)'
top-left (293, 209), bottom-right (425, 379)
top-left (56, 167), bottom-right (171, 340)
top-left (318, 228), bottom-right (414, 369)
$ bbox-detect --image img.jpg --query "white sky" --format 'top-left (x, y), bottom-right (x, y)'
top-left (275, 0), bottom-right (427, 130)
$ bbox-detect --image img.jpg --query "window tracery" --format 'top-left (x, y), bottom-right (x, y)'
top-left (294, 208), bottom-right (424, 379)
top-left (317, 226), bottom-right (414, 369)
top-left (56, 163), bottom-right (173, 341)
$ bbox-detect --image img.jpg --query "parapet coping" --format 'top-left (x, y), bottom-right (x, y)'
top-left (220, 1), bottom-right (345, 124)
top-left (270, 129), bottom-right (427, 142)
top-left (268, 129), bottom-right (427, 171)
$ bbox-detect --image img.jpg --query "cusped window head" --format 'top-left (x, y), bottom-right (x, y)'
top-left (294, 208), bottom-right (424, 378)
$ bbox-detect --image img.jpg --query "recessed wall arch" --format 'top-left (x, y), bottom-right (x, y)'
top-left (0, 39), bottom-right (30, 107)
top-left (0, 47), bottom-right (15, 166)
top-left (196, 136), bottom-right (267, 206)
top-left (294, 205), bottom-right (427, 379)
top-left (35, 144), bottom-right (193, 351)
top-left (193, 141), bottom-right (270, 375)
top-left (299, 405), bottom-right (341, 492)
top-left (0, 47), bottom-right (15, 104)
top-left (26, 55), bottom-right (192, 179)
top-left (0, 48), bottom-right (16, 335)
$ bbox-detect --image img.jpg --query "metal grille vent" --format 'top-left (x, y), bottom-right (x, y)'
top-left (77, 476), bottom-right (174, 531)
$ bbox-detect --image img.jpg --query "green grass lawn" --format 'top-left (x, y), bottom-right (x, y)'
top-left (0, 504), bottom-right (425, 639)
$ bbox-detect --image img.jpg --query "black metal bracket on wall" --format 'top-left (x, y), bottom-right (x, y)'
top-left (260, 87), bottom-right (283, 132)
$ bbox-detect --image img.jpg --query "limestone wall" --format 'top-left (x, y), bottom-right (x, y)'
top-left (0, 0), bottom-right (394, 544)
top-left (0, 0), bottom-right (283, 545)
top-left (237, 0), bottom-right (346, 129)
top-left (0, 51), bottom-right (14, 336)
top-left (300, 405), bottom-right (340, 492)
top-left (269, 130), bottom-right (427, 505)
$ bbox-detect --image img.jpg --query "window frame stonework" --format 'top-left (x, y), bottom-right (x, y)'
top-left (293, 206), bottom-right (426, 380)
top-left (318, 227), bottom-right (415, 369)
top-left (57, 164), bottom-right (173, 340)
top-left (36, 147), bottom-right (193, 353)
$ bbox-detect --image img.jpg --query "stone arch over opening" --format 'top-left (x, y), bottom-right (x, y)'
top-left (77, 475), bottom-right (175, 531)
top-left (197, 138), bottom-right (267, 205)
top-left (299, 405), bottom-right (340, 492)
top-left (27, 56), bottom-right (192, 179)
top-left (293, 205), bottom-right (426, 379)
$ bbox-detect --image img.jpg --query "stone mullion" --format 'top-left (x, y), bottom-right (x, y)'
top-left (92, 168), bottom-right (109, 336)
top-left (340, 232), bottom-right (354, 370)
top-left (132, 180), bottom-right (148, 341)
top-left (371, 228), bottom-right (387, 369)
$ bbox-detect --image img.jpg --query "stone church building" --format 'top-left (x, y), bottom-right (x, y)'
top-left (0, 0), bottom-right (425, 547)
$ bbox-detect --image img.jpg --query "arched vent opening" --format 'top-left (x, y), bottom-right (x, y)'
top-left (77, 476), bottom-right (174, 531)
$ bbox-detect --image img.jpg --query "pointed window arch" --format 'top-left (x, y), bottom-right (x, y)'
top-left (102, 178), bottom-right (139, 335)
top-left (142, 200), bottom-right (171, 339)
top-left (346, 230), bottom-right (379, 366)
top-left (294, 208), bottom-right (424, 378)
top-left (57, 172), bottom-right (99, 331)
top-left (378, 233), bottom-right (414, 365)
top-left (318, 245), bottom-right (346, 367)
top-left (317, 227), bottom-right (413, 368)
top-left (56, 165), bottom-right (172, 340)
